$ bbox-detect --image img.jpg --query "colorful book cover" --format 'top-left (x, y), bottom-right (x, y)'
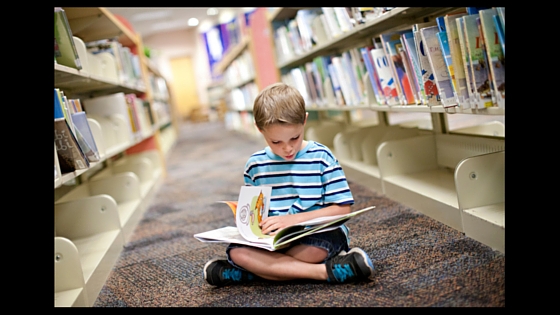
top-left (413, 21), bottom-right (441, 106)
top-left (497, 7), bottom-right (505, 34)
top-left (385, 37), bottom-right (416, 105)
top-left (360, 46), bottom-right (385, 105)
top-left (379, 30), bottom-right (413, 105)
top-left (398, 44), bottom-right (420, 105)
top-left (462, 14), bottom-right (493, 108)
top-left (401, 32), bottom-right (426, 105)
top-left (55, 89), bottom-right (89, 173)
top-left (331, 56), bottom-right (355, 105)
top-left (479, 9), bottom-right (505, 108)
top-left (54, 7), bottom-right (82, 70)
top-left (369, 47), bottom-right (399, 105)
top-left (420, 26), bottom-right (455, 107)
top-left (445, 12), bottom-right (470, 108)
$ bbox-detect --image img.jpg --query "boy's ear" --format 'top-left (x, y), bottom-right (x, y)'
top-left (255, 122), bottom-right (263, 133)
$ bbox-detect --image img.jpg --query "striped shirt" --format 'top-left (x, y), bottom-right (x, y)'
top-left (243, 141), bottom-right (354, 243)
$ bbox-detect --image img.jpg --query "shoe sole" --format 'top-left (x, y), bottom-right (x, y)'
top-left (348, 248), bottom-right (375, 279)
top-left (203, 258), bottom-right (221, 284)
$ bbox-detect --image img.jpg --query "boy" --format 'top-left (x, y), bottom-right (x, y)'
top-left (203, 82), bottom-right (375, 286)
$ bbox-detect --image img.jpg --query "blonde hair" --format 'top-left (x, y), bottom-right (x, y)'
top-left (252, 82), bottom-right (306, 131)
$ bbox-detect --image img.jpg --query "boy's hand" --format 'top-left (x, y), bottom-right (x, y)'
top-left (259, 215), bottom-right (300, 236)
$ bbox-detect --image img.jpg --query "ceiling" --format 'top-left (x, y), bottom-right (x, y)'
top-left (106, 7), bottom-right (251, 38)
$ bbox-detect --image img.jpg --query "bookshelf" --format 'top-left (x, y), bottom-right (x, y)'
top-left (227, 7), bottom-right (505, 253)
top-left (216, 8), bottom-right (281, 140)
top-left (54, 7), bottom-right (176, 307)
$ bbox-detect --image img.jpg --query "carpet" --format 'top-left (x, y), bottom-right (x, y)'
top-left (93, 121), bottom-right (505, 307)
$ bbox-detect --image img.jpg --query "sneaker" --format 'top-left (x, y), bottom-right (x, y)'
top-left (325, 248), bottom-right (375, 283)
top-left (203, 258), bottom-right (256, 286)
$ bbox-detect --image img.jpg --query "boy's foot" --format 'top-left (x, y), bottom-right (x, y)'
top-left (325, 247), bottom-right (375, 283)
top-left (203, 258), bottom-right (256, 286)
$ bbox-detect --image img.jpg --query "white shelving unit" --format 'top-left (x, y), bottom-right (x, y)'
top-left (54, 7), bottom-right (175, 307)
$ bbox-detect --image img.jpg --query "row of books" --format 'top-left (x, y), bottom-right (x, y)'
top-left (279, 7), bottom-right (505, 110)
top-left (55, 89), bottom-right (158, 176)
top-left (228, 82), bottom-right (259, 111)
top-left (54, 88), bottom-right (100, 174)
top-left (281, 47), bottom-right (368, 108)
top-left (54, 7), bottom-right (144, 88)
top-left (273, 7), bottom-right (396, 65)
top-left (223, 50), bottom-right (256, 89)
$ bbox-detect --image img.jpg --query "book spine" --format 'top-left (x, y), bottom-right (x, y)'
top-left (479, 8), bottom-right (505, 108)
top-left (445, 13), bottom-right (470, 108)
top-left (370, 48), bottom-right (399, 105)
top-left (360, 46), bottom-right (385, 105)
top-left (463, 14), bottom-right (493, 108)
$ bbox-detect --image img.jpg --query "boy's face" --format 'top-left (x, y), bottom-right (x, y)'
top-left (260, 123), bottom-right (306, 161)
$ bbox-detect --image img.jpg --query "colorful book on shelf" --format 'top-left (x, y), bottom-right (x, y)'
top-left (369, 47), bottom-right (399, 105)
top-left (385, 37), bottom-right (416, 105)
top-left (401, 32), bottom-right (425, 105)
top-left (349, 48), bottom-right (368, 103)
top-left (287, 19), bottom-right (304, 56)
top-left (444, 12), bottom-right (470, 108)
top-left (413, 21), bottom-right (441, 106)
top-left (54, 7), bottom-right (82, 70)
top-left (379, 30), bottom-right (414, 105)
top-left (496, 7), bottom-right (505, 34)
top-left (420, 25), bottom-right (456, 108)
top-left (304, 62), bottom-right (320, 106)
top-left (360, 46), bottom-right (385, 105)
top-left (398, 42), bottom-right (420, 105)
top-left (479, 8), bottom-right (505, 108)
top-left (462, 14), bottom-right (493, 108)
top-left (194, 185), bottom-right (376, 251)
top-left (54, 89), bottom-right (89, 173)
top-left (70, 111), bottom-right (101, 163)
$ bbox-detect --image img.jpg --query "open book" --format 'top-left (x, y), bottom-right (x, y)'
top-left (194, 186), bottom-right (375, 251)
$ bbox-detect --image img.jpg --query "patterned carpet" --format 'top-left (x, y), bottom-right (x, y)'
top-left (93, 121), bottom-right (505, 307)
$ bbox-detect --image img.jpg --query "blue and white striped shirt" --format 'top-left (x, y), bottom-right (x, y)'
top-left (243, 141), bottom-right (354, 243)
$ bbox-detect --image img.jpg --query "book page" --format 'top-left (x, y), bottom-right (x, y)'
top-left (235, 186), bottom-right (274, 242)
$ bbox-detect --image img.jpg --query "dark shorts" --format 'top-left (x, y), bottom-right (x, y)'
top-left (226, 227), bottom-right (350, 271)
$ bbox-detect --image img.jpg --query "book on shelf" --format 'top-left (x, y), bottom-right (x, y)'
top-left (193, 185), bottom-right (376, 251)
top-left (360, 46), bottom-right (386, 105)
top-left (413, 21), bottom-right (441, 106)
top-left (54, 7), bottom-right (82, 70)
top-left (385, 36), bottom-right (416, 105)
top-left (444, 12), bottom-right (470, 108)
top-left (287, 19), bottom-right (304, 56)
top-left (70, 111), bottom-right (101, 163)
top-left (333, 7), bottom-right (354, 33)
top-left (341, 51), bottom-right (364, 105)
top-left (55, 89), bottom-right (89, 173)
top-left (493, 13), bottom-right (505, 57)
top-left (304, 63), bottom-right (320, 106)
top-left (295, 9), bottom-right (322, 51)
top-left (370, 47), bottom-right (399, 106)
top-left (326, 61), bottom-right (346, 106)
top-left (401, 32), bottom-right (426, 105)
top-left (307, 61), bottom-right (326, 107)
top-left (456, 17), bottom-right (476, 109)
top-left (420, 25), bottom-right (456, 108)
top-left (331, 56), bottom-right (356, 106)
top-left (313, 14), bottom-right (331, 43)
top-left (379, 30), bottom-right (413, 105)
top-left (320, 8), bottom-right (343, 39)
top-left (349, 48), bottom-right (368, 104)
top-left (496, 7), bottom-right (505, 34)
top-left (479, 8), bottom-right (505, 108)
top-left (462, 14), bottom-right (493, 108)
top-left (397, 40), bottom-right (421, 105)
top-left (436, 30), bottom-right (458, 107)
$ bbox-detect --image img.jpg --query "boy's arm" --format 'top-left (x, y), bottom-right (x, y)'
top-left (260, 204), bottom-right (352, 235)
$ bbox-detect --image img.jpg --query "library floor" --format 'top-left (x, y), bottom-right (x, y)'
top-left (93, 120), bottom-right (505, 307)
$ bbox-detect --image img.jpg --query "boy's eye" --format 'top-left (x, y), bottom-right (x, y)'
top-left (291, 135), bottom-right (300, 141)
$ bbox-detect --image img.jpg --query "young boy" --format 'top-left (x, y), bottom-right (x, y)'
top-left (203, 82), bottom-right (375, 286)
